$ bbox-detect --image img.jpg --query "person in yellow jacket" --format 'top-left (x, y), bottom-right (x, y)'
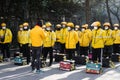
top-left (65, 22), bottom-right (78, 60)
top-left (43, 22), bottom-right (56, 66)
top-left (17, 24), bottom-right (24, 53)
top-left (60, 21), bottom-right (68, 54)
top-left (103, 22), bottom-right (114, 59)
top-left (79, 24), bottom-right (92, 56)
top-left (0, 23), bottom-right (12, 61)
top-left (30, 21), bottom-right (46, 73)
top-left (19, 22), bottom-right (31, 64)
top-left (75, 25), bottom-right (80, 56)
top-left (112, 24), bottom-right (120, 54)
top-left (54, 24), bottom-right (62, 53)
top-left (91, 21), bottom-right (105, 62)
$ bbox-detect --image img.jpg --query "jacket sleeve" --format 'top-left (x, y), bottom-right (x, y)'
top-left (52, 31), bottom-right (56, 47)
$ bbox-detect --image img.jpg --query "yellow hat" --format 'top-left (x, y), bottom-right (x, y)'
top-left (84, 24), bottom-right (89, 28)
top-left (42, 25), bottom-right (46, 28)
top-left (19, 24), bottom-right (23, 28)
top-left (81, 24), bottom-right (87, 28)
top-left (75, 25), bottom-right (80, 28)
top-left (61, 22), bottom-right (67, 25)
top-left (1, 23), bottom-right (6, 27)
top-left (103, 22), bottom-right (111, 27)
top-left (56, 24), bottom-right (61, 28)
top-left (23, 22), bottom-right (29, 26)
top-left (45, 22), bottom-right (52, 27)
top-left (67, 22), bottom-right (74, 27)
top-left (113, 24), bottom-right (119, 27)
top-left (91, 21), bottom-right (101, 27)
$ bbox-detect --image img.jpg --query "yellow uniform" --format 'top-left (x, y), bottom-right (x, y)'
top-left (65, 31), bottom-right (78, 49)
top-left (0, 28), bottom-right (12, 43)
top-left (91, 29), bottom-right (105, 48)
top-left (43, 31), bottom-right (56, 47)
top-left (30, 25), bottom-right (46, 47)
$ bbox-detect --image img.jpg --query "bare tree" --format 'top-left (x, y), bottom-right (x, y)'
top-left (105, 0), bottom-right (113, 27)
top-left (109, 0), bottom-right (120, 24)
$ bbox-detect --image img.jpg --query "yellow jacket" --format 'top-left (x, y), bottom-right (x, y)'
top-left (55, 30), bottom-right (61, 42)
top-left (75, 30), bottom-right (81, 42)
top-left (17, 30), bottom-right (23, 44)
top-left (79, 30), bottom-right (92, 47)
top-left (18, 29), bottom-right (31, 44)
top-left (0, 28), bottom-right (12, 43)
top-left (43, 31), bottom-right (56, 47)
top-left (91, 28), bottom-right (105, 48)
top-left (112, 29), bottom-right (120, 44)
top-left (30, 25), bottom-right (46, 47)
top-left (65, 30), bottom-right (78, 49)
top-left (104, 29), bottom-right (114, 45)
top-left (60, 28), bottom-right (68, 44)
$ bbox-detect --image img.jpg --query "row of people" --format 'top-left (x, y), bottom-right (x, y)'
top-left (0, 21), bottom-right (120, 73)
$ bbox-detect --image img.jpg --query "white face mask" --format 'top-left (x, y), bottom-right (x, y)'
top-left (2, 27), bottom-right (6, 29)
top-left (62, 25), bottom-right (66, 28)
top-left (105, 26), bottom-right (109, 30)
top-left (81, 28), bottom-right (85, 32)
top-left (46, 27), bottom-right (51, 30)
top-left (114, 27), bottom-right (118, 30)
top-left (67, 27), bottom-right (71, 31)
top-left (20, 28), bottom-right (23, 31)
top-left (94, 26), bottom-right (98, 30)
top-left (75, 28), bottom-right (78, 31)
top-left (24, 26), bottom-right (28, 29)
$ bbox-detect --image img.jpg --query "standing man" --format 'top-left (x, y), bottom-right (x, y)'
top-left (103, 22), bottom-right (113, 59)
top-left (91, 21), bottom-right (105, 63)
top-left (79, 24), bottom-right (91, 56)
top-left (17, 24), bottom-right (24, 53)
top-left (112, 24), bottom-right (120, 54)
top-left (75, 25), bottom-right (80, 56)
top-left (30, 21), bottom-right (46, 73)
top-left (20, 22), bottom-right (31, 64)
top-left (0, 23), bottom-right (12, 61)
top-left (55, 24), bottom-right (62, 53)
top-left (60, 22), bottom-right (68, 54)
top-left (43, 22), bottom-right (56, 67)
top-left (65, 22), bottom-right (78, 60)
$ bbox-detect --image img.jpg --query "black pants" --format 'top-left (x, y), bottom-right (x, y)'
top-left (76, 42), bottom-right (80, 56)
top-left (113, 44), bottom-right (120, 54)
top-left (0, 43), bottom-right (10, 59)
top-left (80, 46), bottom-right (89, 56)
top-left (66, 49), bottom-right (75, 60)
top-left (43, 47), bottom-right (53, 66)
top-left (60, 43), bottom-right (65, 54)
top-left (103, 45), bottom-right (113, 58)
top-left (21, 44), bottom-right (30, 64)
top-left (92, 48), bottom-right (103, 62)
top-left (31, 46), bottom-right (42, 70)
top-left (54, 42), bottom-right (61, 53)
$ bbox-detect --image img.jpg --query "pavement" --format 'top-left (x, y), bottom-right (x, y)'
top-left (0, 61), bottom-right (120, 80)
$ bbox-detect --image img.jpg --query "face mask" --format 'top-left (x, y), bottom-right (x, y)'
top-left (81, 28), bottom-right (85, 32)
top-left (105, 26), bottom-right (109, 30)
top-left (75, 28), bottom-right (78, 31)
top-left (114, 27), bottom-right (118, 30)
top-left (67, 27), bottom-right (71, 31)
top-left (2, 27), bottom-right (6, 29)
top-left (62, 25), bottom-right (66, 28)
top-left (46, 27), bottom-right (51, 31)
top-left (20, 28), bottom-right (23, 31)
top-left (24, 26), bottom-right (28, 29)
top-left (94, 26), bottom-right (98, 30)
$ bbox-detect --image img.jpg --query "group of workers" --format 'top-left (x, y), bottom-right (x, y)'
top-left (0, 20), bottom-right (120, 73)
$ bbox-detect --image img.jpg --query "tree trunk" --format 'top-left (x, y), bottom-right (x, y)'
top-left (85, 0), bottom-right (90, 24)
top-left (106, 0), bottom-right (113, 28)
